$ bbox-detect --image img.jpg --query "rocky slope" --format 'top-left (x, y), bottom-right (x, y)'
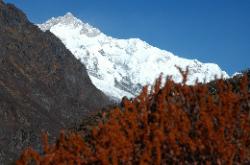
top-left (0, 1), bottom-right (110, 164)
top-left (39, 13), bottom-right (229, 99)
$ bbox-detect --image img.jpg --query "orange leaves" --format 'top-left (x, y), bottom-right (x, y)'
top-left (16, 148), bottom-right (41, 165)
top-left (17, 72), bottom-right (250, 164)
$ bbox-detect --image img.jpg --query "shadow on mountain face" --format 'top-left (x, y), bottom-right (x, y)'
top-left (0, 1), bottom-right (111, 164)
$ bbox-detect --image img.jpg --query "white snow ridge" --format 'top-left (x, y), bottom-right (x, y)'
top-left (38, 12), bottom-right (229, 100)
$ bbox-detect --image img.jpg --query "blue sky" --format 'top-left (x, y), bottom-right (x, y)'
top-left (4, 0), bottom-right (250, 75)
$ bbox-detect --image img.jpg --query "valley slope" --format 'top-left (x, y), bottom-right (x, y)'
top-left (0, 1), bottom-right (110, 164)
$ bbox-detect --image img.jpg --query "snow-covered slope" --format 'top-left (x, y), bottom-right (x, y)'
top-left (38, 12), bottom-right (229, 99)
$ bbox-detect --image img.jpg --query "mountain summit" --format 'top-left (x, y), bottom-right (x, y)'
top-left (39, 12), bottom-right (101, 37)
top-left (38, 13), bottom-right (229, 99)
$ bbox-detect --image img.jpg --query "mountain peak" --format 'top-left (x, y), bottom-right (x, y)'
top-left (39, 14), bottom-right (229, 99)
top-left (38, 13), bottom-right (101, 37)
top-left (64, 12), bottom-right (75, 18)
top-left (60, 12), bottom-right (79, 23)
top-left (38, 12), bottom-right (81, 31)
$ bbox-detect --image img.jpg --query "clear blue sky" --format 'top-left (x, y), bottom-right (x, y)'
top-left (4, 0), bottom-right (250, 75)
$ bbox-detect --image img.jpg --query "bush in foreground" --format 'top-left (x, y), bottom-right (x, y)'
top-left (17, 71), bottom-right (250, 164)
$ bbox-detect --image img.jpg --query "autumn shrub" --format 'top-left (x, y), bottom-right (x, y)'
top-left (16, 70), bottom-right (250, 165)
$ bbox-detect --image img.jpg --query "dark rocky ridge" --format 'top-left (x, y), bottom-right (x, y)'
top-left (0, 1), bottom-right (111, 164)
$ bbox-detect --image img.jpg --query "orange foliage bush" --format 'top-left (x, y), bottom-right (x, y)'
top-left (16, 71), bottom-right (250, 165)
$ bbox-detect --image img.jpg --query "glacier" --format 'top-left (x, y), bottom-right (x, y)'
top-left (38, 12), bottom-right (229, 100)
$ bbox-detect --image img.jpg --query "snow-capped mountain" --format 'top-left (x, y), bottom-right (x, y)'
top-left (38, 12), bottom-right (229, 99)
